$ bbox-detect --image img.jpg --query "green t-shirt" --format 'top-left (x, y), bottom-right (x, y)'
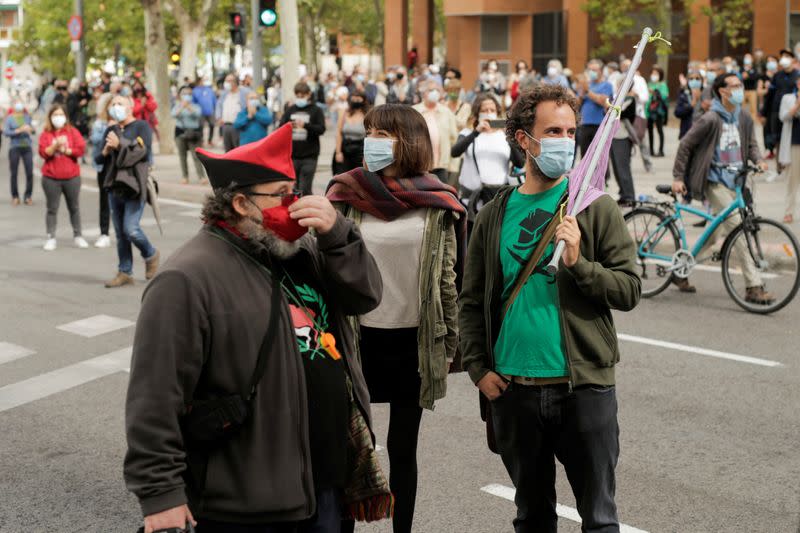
top-left (494, 180), bottom-right (569, 378)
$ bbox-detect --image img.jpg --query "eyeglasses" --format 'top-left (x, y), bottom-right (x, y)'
top-left (247, 190), bottom-right (302, 199)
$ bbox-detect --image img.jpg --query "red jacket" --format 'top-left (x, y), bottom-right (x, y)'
top-left (133, 92), bottom-right (158, 127)
top-left (38, 126), bottom-right (86, 179)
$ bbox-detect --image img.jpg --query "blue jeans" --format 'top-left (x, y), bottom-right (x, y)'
top-left (109, 193), bottom-right (156, 275)
top-left (195, 489), bottom-right (341, 533)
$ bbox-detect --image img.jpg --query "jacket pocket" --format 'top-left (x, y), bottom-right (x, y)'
top-left (430, 320), bottom-right (449, 380)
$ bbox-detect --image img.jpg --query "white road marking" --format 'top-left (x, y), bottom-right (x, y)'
top-left (0, 347), bottom-right (131, 413)
top-left (82, 185), bottom-right (203, 209)
top-left (0, 342), bottom-right (36, 365)
top-left (692, 264), bottom-right (779, 280)
top-left (481, 484), bottom-right (648, 533)
top-left (56, 315), bottom-right (134, 338)
top-left (617, 333), bottom-right (783, 367)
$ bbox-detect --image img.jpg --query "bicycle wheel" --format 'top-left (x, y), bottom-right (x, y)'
top-left (721, 217), bottom-right (800, 314)
top-left (624, 207), bottom-right (681, 297)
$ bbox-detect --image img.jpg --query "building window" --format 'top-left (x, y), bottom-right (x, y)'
top-left (532, 12), bottom-right (565, 75)
top-left (791, 14), bottom-right (800, 49)
top-left (481, 16), bottom-right (509, 53)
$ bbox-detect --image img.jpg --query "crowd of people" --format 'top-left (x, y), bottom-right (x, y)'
top-left (2, 43), bottom-right (799, 533)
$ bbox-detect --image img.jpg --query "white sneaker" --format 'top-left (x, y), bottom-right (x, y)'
top-left (43, 238), bottom-right (57, 251)
top-left (74, 236), bottom-right (89, 249)
top-left (94, 235), bottom-right (111, 248)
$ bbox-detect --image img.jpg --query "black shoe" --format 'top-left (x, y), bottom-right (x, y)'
top-left (693, 220), bottom-right (707, 228)
top-left (672, 278), bottom-right (697, 293)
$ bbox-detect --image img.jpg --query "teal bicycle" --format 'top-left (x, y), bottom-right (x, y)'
top-left (625, 165), bottom-right (800, 314)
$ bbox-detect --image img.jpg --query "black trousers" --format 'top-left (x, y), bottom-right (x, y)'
top-left (647, 116), bottom-right (664, 156)
top-left (609, 138), bottom-right (635, 203)
top-left (491, 383), bottom-right (620, 533)
top-left (9, 146), bottom-right (33, 200)
top-left (293, 157), bottom-right (319, 196)
top-left (96, 171), bottom-right (110, 236)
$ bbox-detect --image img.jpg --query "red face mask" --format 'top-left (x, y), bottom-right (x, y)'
top-left (259, 195), bottom-right (308, 242)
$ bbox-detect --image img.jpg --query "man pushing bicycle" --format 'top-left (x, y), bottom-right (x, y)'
top-left (672, 72), bottom-right (774, 305)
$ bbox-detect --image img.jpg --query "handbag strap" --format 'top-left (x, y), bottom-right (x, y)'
top-left (502, 192), bottom-right (568, 318)
top-left (206, 226), bottom-right (284, 402)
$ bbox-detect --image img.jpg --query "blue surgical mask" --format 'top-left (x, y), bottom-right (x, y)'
top-left (526, 134), bottom-right (575, 179)
top-left (181, 94), bottom-right (192, 102)
top-left (706, 71), bottom-right (717, 84)
top-left (729, 88), bottom-right (745, 106)
top-left (295, 98), bottom-right (308, 108)
top-left (587, 70), bottom-right (599, 82)
top-left (688, 79), bottom-right (702, 90)
top-left (110, 104), bottom-right (127, 122)
top-left (120, 87), bottom-right (131, 97)
top-left (14, 103), bottom-right (24, 113)
top-left (363, 137), bottom-right (395, 173)
top-left (767, 61), bottom-right (778, 71)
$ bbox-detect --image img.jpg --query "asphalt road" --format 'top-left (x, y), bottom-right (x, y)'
top-left (0, 126), bottom-right (798, 532)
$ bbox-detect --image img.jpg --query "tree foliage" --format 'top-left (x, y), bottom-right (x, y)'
top-left (700, 0), bottom-right (753, 48)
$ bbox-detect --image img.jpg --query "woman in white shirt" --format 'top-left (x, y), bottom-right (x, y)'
top-left (451, 93), bottom-right (525, 228)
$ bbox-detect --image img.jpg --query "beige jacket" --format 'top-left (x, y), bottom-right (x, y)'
top-left (413, 102), bottom-right (458, 171)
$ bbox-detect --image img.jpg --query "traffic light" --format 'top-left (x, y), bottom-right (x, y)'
top-left (170, 51), bottom-right (181, 65)
top-left (230, 11), bottom-right (246, 46)
top-left (259, 0), bottom-right (278, 27)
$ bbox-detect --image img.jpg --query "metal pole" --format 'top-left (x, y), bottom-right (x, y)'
top-left (74, 0), bottom-right (86, 81)
top-left (545, 27), bottom-right (654, 275)
top-left (251, 0), bottom-right (264, 93)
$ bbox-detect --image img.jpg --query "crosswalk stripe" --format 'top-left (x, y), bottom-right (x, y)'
top-left (481, 483), bottom-right (648, 533)
top-left (0, 342), bottom-right (36, 365)
top-left (56, 315), bottom-right (134, 338)
top-left (0, 347), bottom-right (131, 413)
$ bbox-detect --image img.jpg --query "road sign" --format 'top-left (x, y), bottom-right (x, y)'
top-left (68, 15), bottom-right (83, 41)
top-left (4, 67), bottom-right (13, 80)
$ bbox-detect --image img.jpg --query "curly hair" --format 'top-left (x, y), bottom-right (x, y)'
top-left (201, 183), bottom-right (252, 225)
top-left (505, 85), bottom-right (580, 148)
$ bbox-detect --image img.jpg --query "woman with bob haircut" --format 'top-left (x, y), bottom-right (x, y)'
top-left (327, 104), bottom-right (465, 533)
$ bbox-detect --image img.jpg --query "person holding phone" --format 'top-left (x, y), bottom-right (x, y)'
top-left (451, 93), bottom-right (525, 226)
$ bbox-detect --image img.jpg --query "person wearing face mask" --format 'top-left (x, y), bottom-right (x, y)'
top-left (741, 53), bottom-right (760, 119)
top-left (758, 56), bottom-right (780, 158)
top-left (4, 99), bottom-right (35, 206)
top-left (452, 93), bottom-right (525, 224)
top-left (172, 86), bottom-right (208, 185)
top-left (763, 51), bottom-right (800, 165)
top-left (672, 73), bottom-right (774, 304)
top-left (98, 95), bottom-right (159, 288)
top-left (477, 59), bottom-right (507, 97)
top-left (694, 59), bottom-right (724, 121)
top-left (192, 77), bottom-right (218, 146)
top-left (126, 123), bottom-right (388, 533)
top-left (279, 82), bottom-right (327, 196)
top-left (234, 92), bottom-right (273, 147)
top-left (386, 67), bottom-right (416, 105)
top-left (577, 59), bottom-right (613, 181)
top-left (646, 66), bottom-right (669, 157)
top-left (413, 80), bottom-right (458, 183)
top-left (778, 75), bottom-right (800, 223)
top-left (38, 104), bottom-right (88, 251)
top-left (327, 104), bottom-right (465, 533)
top-left (509, 61), bottom-right (530, 104)
top-left (333, 91), bottom-right (369, 175)
top-left (131, 80), bottom-right (159, 141)
top-left (215, 73), bottom-right (251, 152)
top-left (459, 84), bottom-right (640, 533)
top-left (542, 60), bottom-right (571, 90)
top-left (675, 72), bottom-right (704, 139)
top-left (89, 97), bottom-right (115, 248)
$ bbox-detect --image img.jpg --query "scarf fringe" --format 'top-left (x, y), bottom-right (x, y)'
top-left (344, 493), bottom-right (395, 522)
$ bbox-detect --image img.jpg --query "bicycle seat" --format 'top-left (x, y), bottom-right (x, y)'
top-left (655, 184), bottom-right (673, 194)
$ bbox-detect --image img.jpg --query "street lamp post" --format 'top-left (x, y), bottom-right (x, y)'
top-left (251, 0), bottom-right (263, 92)
top-left (74, 0), bottom-right (85, 81)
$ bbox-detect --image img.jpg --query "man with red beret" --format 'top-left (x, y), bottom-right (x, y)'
top-left (124, 123), bottom-right (389, 533)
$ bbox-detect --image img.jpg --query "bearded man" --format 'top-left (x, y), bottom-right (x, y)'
top-left (124, 123), bottom-right (388, 533)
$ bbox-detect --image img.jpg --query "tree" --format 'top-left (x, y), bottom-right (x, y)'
top-left (142, 0), bottom-right (176, 154)
top-left (163, 0), bottom-right (219, 82)
top-left (10, 0), bottom-right (146, 78)
top-left (700, 0), bottom-right (753, 49)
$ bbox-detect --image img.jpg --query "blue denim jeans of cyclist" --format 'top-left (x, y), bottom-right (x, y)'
top-left (109, 192), bottom-right (156, 275)
top-left (491, 382), bottom-right (620, 533)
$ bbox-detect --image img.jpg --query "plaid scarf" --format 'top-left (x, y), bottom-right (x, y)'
top-left (326, 167), bottom-right (465, 222)
top-left (342, 384), bottom-right (394, 522)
